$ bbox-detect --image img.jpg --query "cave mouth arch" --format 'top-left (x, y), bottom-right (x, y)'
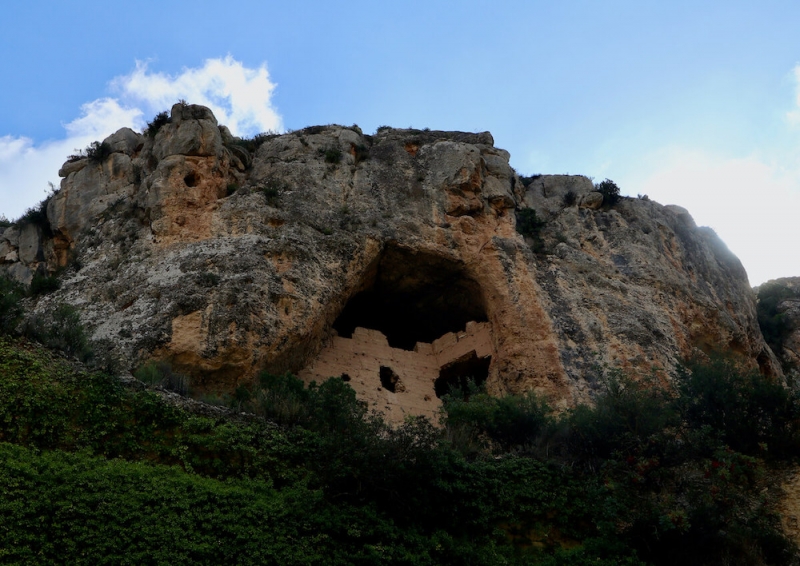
top-left (332, 246), bottom-right (488, 350)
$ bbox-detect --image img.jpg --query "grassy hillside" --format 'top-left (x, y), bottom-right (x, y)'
top-left (1, 331), bottom-right (799, 564)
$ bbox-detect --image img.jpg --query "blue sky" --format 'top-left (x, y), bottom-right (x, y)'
top-left (2, 0), bottom-right (800, 285)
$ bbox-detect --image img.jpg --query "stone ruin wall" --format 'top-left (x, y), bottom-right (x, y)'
top-left (299, 321), bottom-right (494, 423)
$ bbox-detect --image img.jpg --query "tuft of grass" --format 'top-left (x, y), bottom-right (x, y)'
top-left (134, 361), bottom-right (190, 396)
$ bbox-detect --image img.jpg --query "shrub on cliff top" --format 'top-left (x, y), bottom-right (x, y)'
top-left (595, 178), bottom-right (621, 206)
top-left (85, 140), bottom-right (113, 164)
top-left (144, 110), bottom-right (171, 138)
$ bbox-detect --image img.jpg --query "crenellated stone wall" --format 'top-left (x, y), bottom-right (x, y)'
top-left (299, 322), bottom-right (493, 423)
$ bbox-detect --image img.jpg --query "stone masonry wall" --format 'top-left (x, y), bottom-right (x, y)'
top-left (299, 322), bottom-right (493, 423)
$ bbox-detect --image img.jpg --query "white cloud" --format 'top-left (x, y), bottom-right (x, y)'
top-left (113, 56), bottom-right (282, 136)
top-left (787, 64), bottom-right (800, 125)
top-left (0, 56), bottom-right (281, 220)
top-left (621, 147), bottom-right (800, 286)
top-left (64, 98), bottom-right (144, 140)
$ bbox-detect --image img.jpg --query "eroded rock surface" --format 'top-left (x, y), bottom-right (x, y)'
top-left (756, 277), bottom-right (800, 379)
top-left (0, 103), bottom-right (780, 419)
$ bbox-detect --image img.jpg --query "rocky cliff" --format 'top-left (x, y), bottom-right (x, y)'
top-left (756, 277), bottom-right (800, 378)
top-left (0, 102), bottom-right (780, 421)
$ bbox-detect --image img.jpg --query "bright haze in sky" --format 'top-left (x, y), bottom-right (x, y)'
top-left (1, 1), bottom-right (800, 286)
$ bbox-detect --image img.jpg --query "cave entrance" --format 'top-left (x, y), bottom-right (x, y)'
top-left (332, 246), bottom-right (488, 350)
top-left (434, 351), bottom-right (491, 399)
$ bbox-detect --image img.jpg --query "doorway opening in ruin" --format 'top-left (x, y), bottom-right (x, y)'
top-left (379, 366), bottom-right (404, 393)
top-left (332, 246), bottom-right (488, 350)
top-left (434, 351), bottom-right (491, 399)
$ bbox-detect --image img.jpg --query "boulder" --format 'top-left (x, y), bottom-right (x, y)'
top-left (579, 191), bottom-right (604, 209)
top-left (0, 240), bottom-right (12, 260)
top-left (152, 103), bottom-right (223, 160)
top-left (5, 263), bottom-right (33, 286)
top-left (17, 223), bottom-right (43, 264)
top-left (103, 127), bottom-right (144, 155)
top-left (1, 225), bottom-right (20, 246)
top-left (58, 159), bottom-right (88, 178)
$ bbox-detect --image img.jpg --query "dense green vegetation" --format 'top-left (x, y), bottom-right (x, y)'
top-left (0, 264), bottom-right (798, 564)
top-left (1, 302), bottom-right (799, 563)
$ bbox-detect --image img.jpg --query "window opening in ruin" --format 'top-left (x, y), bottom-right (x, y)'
top-left (379, 366), bottom-right (403, 393)
top-left (333, 246), bottom-right (488, 350)
top-left (434, 351), bottom-right (491, 399)
top-left (340, 373), bottom-right (351, 382)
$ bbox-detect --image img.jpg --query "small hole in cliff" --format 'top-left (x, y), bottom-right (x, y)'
top-left (434, 351), bottom-right (491, 399)
top-left (184, 172), bottom-right (198, 187)
top-left (333, 246), bottom-right (488, 350)
top-left (379, 366), bottom-right (403, 393)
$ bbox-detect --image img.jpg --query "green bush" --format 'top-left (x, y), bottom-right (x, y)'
top-left (86, 140), bottom-right (112, 163)
top-left (518, 174), bottom-right (542, 187)
top-left (29, 271), bottom-right (60, 295)
top-left (16, 199), bottom-right (50, 228)
top-left (442, 385), bottom-right (552, 453)
top-left (563, 371), bottom-right (677, 467)
top-left (675, 356), bottom-right (800, 459)
top-left (23, 303), bottom-right (92, 362)
top-left (353, 144), bottom-right (369, 164)
top-left (1, 333), bottom-right (798, 565)
top-left (144, 110), bottom-right (171, 138)
top-left (258, 182), bottom-right (283, 205)
top-left (516, 208), bottom-right (547, 253)
top-left (229, 132), bottom-right (278, 153)
top-left (254, 371), bottom-right (310, 426)
top-left (595, 179), bottom-right (621, 206)
top-left (323, 147), bottom-right (342, 164)
top-left (0, 276), bottom-right (24, 334)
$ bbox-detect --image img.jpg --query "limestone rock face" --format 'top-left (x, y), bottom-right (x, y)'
top-left (0, 103), bottom-right (780, 419)
top-left (756, 277), bottom-right (800, 376)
